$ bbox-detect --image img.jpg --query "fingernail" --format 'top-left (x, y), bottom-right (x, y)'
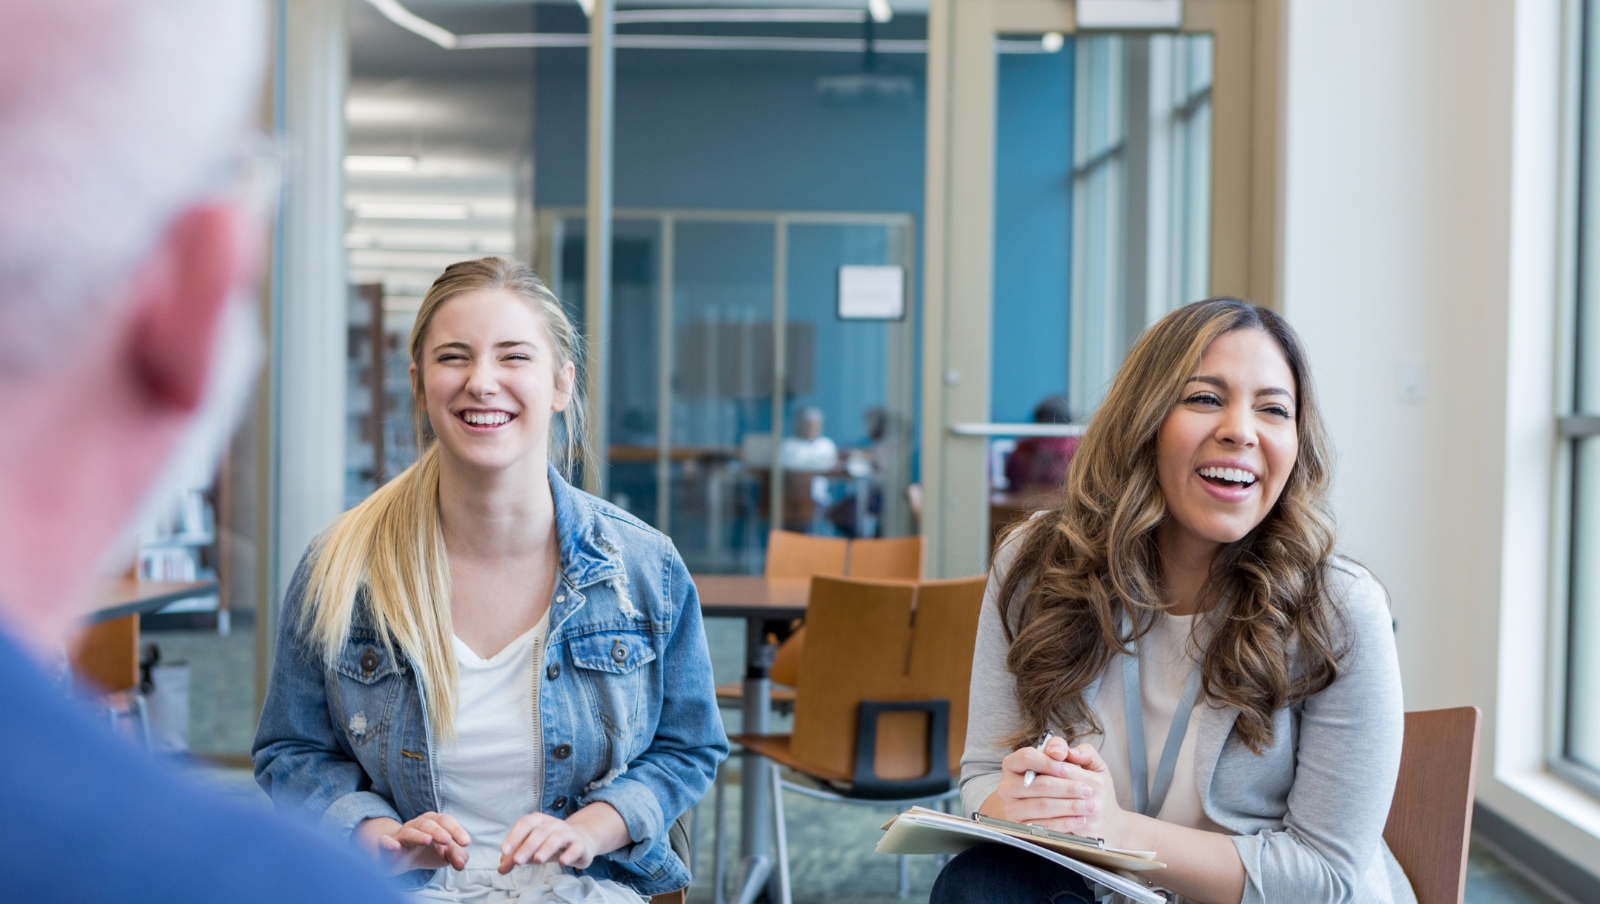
top-left (1080, 784), bottom-right (1093, 797)
top-left (1056, 764), bottom-right (1068, 776)
top-left (1086, 801), bottom-right (1096, 813)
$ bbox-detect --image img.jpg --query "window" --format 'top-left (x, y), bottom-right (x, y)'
top-left (1560, 0), bottom-right (1600, 799)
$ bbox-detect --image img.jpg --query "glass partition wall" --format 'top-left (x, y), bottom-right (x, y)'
top-left (539, 209), bottom-right (916, 574)
top-left (992, 32), bottom-right (1213, 428)
top-left (925, 0), bottom-right (1269, 578)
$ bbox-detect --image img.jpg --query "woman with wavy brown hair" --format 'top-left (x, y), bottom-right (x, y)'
top-left (931, 299), bottom-right (1412, 904)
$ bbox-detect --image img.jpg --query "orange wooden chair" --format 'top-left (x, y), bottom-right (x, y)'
top-left (70, 614), bottom-right (150, 745)
top-left (723, 575), bottom-right (985, 904)
top-left (1384, 707), bottom-right (1482, 904)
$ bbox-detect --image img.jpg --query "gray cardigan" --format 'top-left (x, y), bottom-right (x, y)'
top-left (961, 539), bottom-right (1417, 904)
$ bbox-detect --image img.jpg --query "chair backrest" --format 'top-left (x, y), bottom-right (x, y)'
top-left (847, 536), bottom-right (925, 580)
top-left (789, 575), bottom-right (987, 784)
top-left (70, 614), bottom-right (140, 694)
top-left (1383, 707), bottom-right (1482, 904)
top-left (765, 530), bottom-right (849, 579)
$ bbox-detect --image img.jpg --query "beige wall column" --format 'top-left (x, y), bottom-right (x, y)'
top-left (921, 0), bottom-right (1003, 579)
top-left (584, 0), bottom-right (615, 498)
top-left (268, 0), bottom-right (348, 646)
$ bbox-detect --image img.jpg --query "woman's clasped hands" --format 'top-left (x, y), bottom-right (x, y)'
top-left (997, 736), bottom-right (1128, 844)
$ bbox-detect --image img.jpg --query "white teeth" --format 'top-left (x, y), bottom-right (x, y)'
top-left (1199, 466), bottom-right (1257, 486)
top-left (462, 411), bottom-right (511, 426)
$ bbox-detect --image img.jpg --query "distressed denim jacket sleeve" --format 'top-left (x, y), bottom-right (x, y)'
top-left (579, 550), bottom-right (728, 864)
top-left (252, 550), bottom-right (402, 838)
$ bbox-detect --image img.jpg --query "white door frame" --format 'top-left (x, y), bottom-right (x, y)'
top-left (918, 0), bottom-right (1283, 577)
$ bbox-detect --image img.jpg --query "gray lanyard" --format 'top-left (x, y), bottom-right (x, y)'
top-left (1120, 613), bottom-right (1204, 818)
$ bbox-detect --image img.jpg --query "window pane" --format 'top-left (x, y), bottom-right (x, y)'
top-left (1568, 0), bottom-right (1600, 780)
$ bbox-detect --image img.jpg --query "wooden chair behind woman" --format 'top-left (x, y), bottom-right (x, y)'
top-left (727, 574), bottom-right (985, 904)
top-left (1383, 707), bottom-right (1482, 904)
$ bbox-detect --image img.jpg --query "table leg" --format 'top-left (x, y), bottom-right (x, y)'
top-left (735, 619), bottom-right (777, 904)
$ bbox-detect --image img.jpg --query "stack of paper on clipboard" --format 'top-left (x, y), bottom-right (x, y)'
top-left (876, 806), bottom-right (1169, 904)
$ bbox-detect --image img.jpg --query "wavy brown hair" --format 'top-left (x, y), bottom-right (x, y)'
top-left (997, 298), bottom-right (1345, 754)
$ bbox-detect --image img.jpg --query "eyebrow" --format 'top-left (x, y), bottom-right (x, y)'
top-left (1185, 375), bottom-right (1294, 399)
top-left (431, 340), bottom-right (537, 353)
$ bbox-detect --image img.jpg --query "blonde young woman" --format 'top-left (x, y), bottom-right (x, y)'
top-left (933, 299), bottom-right (1412, 904)
top-left (253, 258), bottom-right (727, 903)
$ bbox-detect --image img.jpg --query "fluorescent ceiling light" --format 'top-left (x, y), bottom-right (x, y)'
top-left (614, 8), bottom-right (865, 23)
top-left (1041, 32), bottom-right (1064, 52)
top-left (867, 0), bottom-right (893, 23)
top-left (1075, 0), bottom-right (1182, 29)
top-left (355, 202), bottom-right (471, 220)
top-left (362, 0), bottom-right (1049, 55)
top-left (345, 155), bottom-right (418, 172)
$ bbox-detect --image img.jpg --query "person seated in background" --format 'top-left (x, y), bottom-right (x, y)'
top-left (1003, 395), bottom-right (1080, 494)
top-left (0, 2), bottom-right (400, 901)
top-left (935, 299), bottom-right (1410, 904)
top-left (253, 258), bottom-right (727, 901)
top-left (829, 407), bottom-right (890, 538)
top-left (780, 404), bottom-right (840, 472)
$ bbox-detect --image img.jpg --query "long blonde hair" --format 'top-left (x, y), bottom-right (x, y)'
top-left (301, 257), bottom-right (584, 738)
top-left (997, 299), bottom-right (1345, 754)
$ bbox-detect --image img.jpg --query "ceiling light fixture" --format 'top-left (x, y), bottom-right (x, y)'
top-left (867, 0), bottom-right (893, 24)
top-left (354, 202), bottom-right (471, 220)
top-left (345, 155), bottom-right (418, 172)
top-left (363, 0), bottom-right (1058, 56)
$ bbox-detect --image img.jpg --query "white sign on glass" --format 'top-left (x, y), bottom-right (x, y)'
top-left (837, 265), bottom-right (905, 321)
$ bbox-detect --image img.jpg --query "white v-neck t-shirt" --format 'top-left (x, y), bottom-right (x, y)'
top-left (417, 613), bottom-right (645, 904)
top-left (437, 614), bottom-right (549, 871)
top-left (1086, 612), bottom-right (1222, 834)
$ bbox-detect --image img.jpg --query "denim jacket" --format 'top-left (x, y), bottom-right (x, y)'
top-left (252, 466), bottom-right (729, 896)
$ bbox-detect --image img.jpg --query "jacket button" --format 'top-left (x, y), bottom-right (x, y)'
top-left (360, 650), bottom-right (379, 673)
top-left (552, 796), bottom-right (568, 811)
top-left (546, 662), bottom-right (561, 680)
top-left (554, 743), bottom-right (573, 760)
top-left (612, 642), bottom-right (629, 663)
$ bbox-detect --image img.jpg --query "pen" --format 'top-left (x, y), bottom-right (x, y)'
top-left (1022, 730), bottom-right (1055, 788)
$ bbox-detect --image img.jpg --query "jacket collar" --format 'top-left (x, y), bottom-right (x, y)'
top-left (547, 463), bottom-right (628, 590)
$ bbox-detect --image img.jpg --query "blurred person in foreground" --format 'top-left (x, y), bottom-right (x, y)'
top-left (0, 2), bottom-right (400, 901)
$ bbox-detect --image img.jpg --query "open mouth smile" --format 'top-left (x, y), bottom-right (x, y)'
top-left (455, 409), bottom-right (517, 430)
top-left (1197, 465), bottom-right (1258, 489)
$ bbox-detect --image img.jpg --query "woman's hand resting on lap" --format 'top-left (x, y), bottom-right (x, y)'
top-left (355, 813), bottom-right (472, 875)
top-left (996, 736), bottom-right (1130, 846)
top-left (498, 813), bottom-right (600, 872)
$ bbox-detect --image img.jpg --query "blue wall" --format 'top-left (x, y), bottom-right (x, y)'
top-left (533, 29), bottom-right (1077, 454)
top-left (534, 49), bottom-right (927, 213)
top-left (992, 48), bottom-right (1075, 425)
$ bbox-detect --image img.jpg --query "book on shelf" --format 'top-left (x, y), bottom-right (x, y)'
top-left (876, 806), bottom-right (1170, 904)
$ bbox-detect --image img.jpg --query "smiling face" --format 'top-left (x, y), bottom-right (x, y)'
top-left (1155, 327), bottom-right (1300, 553)
top-left (411, 287), bottom-right (574, 475)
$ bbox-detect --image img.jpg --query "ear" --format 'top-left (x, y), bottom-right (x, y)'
top-left (552, 359), bottom-right (576, 413)
top-left (124, 204), bottom-right (252, 412)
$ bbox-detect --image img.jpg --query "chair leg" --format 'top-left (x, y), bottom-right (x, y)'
top-left (896, 806), bottom-right (910, 898)
top-left (689, 792), bottom-right (701, 880)
top-left (770, 764), bottom-right (792, 904)
top-left (134, 693), bottom-right (151, 748)
top-left (713, 764), bottom-right (727, 904)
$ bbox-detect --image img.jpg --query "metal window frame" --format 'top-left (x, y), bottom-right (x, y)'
top-left (1552, 0), bottom-right (1600, 803)
top-left (535, 205), bottom-right (918, 543)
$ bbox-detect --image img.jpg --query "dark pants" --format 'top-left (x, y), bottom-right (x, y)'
top-left (929, 844), bottom-right (1098, 904)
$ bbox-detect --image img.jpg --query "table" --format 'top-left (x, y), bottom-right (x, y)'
top-left (87, 579), bottom-right (221, 625)
top-left (694, 575), bottom-right (811, 904)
